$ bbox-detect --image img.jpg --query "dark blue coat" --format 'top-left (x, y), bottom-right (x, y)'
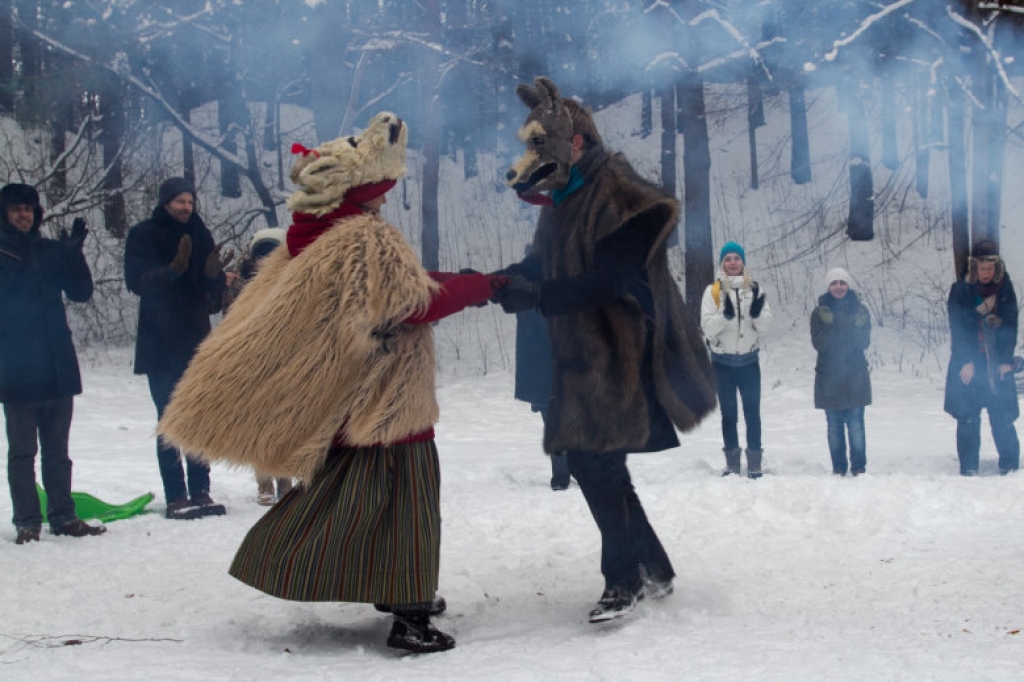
top-left (124, 206), bottom-right (225, 376)
top-left (943, 274), bottom-right (1019, 421)
top-left (0, 221), bottom-right (92, 403)
top-left (810, 290), bottom-right (872, 410)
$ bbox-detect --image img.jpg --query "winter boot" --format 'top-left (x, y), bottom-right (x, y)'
top-left (257, 478), bottom-right (276, 506)
top-left (52, 519), bottom-right (107, 537)
top-left (275, 477), bottom-right (293, 499)
top-left (746, 449), bottom-right (763, 479)
top-left (375, 595), bottom-right (447, 616)
top-left (722, 448), bottom-right (742, 476)
top-left (15, 525), bottom-right (41, 545)
top-left (386, 612), bottom-right (455, 653)
top-left (588, 587), bottom-right (640, 623)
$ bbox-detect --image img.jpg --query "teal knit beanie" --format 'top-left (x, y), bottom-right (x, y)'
top-left (719, 241), bottom-right (745, 263)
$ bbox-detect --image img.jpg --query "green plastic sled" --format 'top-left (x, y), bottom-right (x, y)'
top-left (36, 483), bottom-right (154, 523)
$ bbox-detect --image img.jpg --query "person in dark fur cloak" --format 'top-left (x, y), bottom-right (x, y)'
top-left (496, 77), bottom-right (717, 623)
top-left (158, 112), bottom-right (508, 653)
top-left (944, 240), bottom-right (1019, 476)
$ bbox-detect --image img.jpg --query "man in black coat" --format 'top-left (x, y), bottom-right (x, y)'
top-left (498, 78), bottom-right (716, 623)
top-left (0, 183), bottom-right (106, 543)
top-left (944, 240), bottom-right (1019, 476)
top-left (125, 177), bottom-right (230, 519)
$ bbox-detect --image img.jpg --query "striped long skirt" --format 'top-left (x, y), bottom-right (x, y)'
top-left (229, 440), bottom-right (441, 604)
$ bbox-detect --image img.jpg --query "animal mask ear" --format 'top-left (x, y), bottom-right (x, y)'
top-left (535, 76), bottom-right (561, 105)
top-left (516, 82), bottom-right (541, 109)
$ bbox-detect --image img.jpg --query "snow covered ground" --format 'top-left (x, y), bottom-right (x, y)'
top-left (3, 336), bottom-right (1023, 681)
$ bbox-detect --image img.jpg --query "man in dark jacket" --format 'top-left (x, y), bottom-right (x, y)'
top-left (125, 177), bottom-right (230, 519)
top-left (0, 183), bottom-right (106, 543)
top-left (944, 240), bottom-right (1019, 476)
top-left (497, 77), bottom-right (717, 623)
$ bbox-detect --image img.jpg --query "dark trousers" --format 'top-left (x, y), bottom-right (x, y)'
top-left (713, 361), bottom-right (762, 451)
top-left (567, 451), bottom-right (674, 593)
top-left (5, 397), bottom-right (76, 530)
top-left (825, 407), bottom-right (866, 474)
top-left (537, 405), bottom-right (570, 487)
top-left (956, 409), bottom-right (1020, 474)
top-left (148, 371), bottom-right (210, 503)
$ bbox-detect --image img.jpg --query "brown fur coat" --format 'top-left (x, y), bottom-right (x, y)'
top-left (157, 213), bottom-right (439, 483)
top-left (534, 145), bottom-right (716, 454)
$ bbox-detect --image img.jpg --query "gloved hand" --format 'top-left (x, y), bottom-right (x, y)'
top-left (204, 242), bottom-right (234, 279)
top-left (722, 293), bottom-right (735, 320)
top-left (59, 217), bottom-right (89, 251)
top-left (749, 282), bottom-right (766, 319)
top-left (170, 234), bottom-right (192, 274)
top-left (495, 275), bottom-right (542, 313)
top-left (854, 308), bottom-right (870, 327)
top-left (816, 305), bottom-right (834, 325)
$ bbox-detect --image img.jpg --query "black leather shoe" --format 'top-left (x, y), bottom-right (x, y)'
top-left (52, 519), bottom-right (107, 537)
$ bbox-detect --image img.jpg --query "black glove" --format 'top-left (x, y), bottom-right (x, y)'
top-left (59, 217), bottom-right (88, 251)
top-left (722, 293), bottom-right (735, 320)
top-left (496, 275), bottom-right (542, 313)
top-left (749, 283), bottom-right (765, 319)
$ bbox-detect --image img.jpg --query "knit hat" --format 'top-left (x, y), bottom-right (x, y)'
top-left (157, 177), bottom-right (196, 207)
top-left (825, 267), bottom-right (851, 288)
top-left (249, 227), bottom-right (286, 260)
top-left (0, 183), bottom-right (43, 230)
top-left (286, 112), bottom-right (408, 217)
top-left (719, 241), bottom-right (745, 263)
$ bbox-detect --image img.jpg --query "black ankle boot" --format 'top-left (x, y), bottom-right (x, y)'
top-left (386, 612), bottom-right (455, 653)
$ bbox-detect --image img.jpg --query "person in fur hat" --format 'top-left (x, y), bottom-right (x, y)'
top-left (497, 77), bottom-right (717, 623)
top-left (158, 112), bottom-right (508, 653)
top-left (221, 227), bottom-right (294, 505)
top-left (0, 182), bottom-right (106, 543)
top-left (944, 240), bottom-right (1019, 476)
top-left (700, 241), bottom-right (772, 477)
top-left (811, 267), bottom-right (872, 476)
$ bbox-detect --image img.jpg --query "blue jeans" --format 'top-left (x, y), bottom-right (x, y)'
top-left (148, 371), bottom-right (211, 503)
top-left (5, 397), bottom-right (77, 530)
top-left (956, 409), bottom-right (1020, 474)
top-left (825, 407), bottom-right (866, 474)
top-left (566, 451), bottom-right (674, 592)
top-left (714, 361), bottom-right (762, 450)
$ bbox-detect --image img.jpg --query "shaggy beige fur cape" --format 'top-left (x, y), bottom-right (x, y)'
top-left (158, 213), bottom-right (439, 483)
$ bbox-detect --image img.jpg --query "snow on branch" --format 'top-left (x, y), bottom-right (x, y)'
top-left (19, 24), bottom-right (249, 170)
top-left (823, 0), bottom-right (918, 62)
top-left (978, 2), bottom-right (1024, 15)
top-left (947, 6), bottom-right (1021, 100)
top-left (691, 10), bottom-right (774, 82)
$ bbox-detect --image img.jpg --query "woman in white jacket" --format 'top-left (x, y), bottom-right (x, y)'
top-left (700, 241), bottom-right (772, 477)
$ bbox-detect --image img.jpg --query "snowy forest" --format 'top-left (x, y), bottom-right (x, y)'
top-left (0, 0), bottom-right (1022, 359)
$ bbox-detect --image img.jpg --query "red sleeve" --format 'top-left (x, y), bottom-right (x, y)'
top-left (405, 273), bottom-right (503, 324)
top-left (427, 271), bottom-right (461, 283)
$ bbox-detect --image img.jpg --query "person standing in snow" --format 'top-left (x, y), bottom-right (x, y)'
top-left (124, 177), bottom-right (231, 519)
top-left (700, 241), bottom-right (771, 478)
top-left (221, 227), bottom-right (294, 506)
top-left (810, 268), bottom-right (872, 476)
top-left (497, 77), bottom-right (717, 623)
top-left (510, 244), bottom-right (570, 491)
top-left (158, 113), bottom-right (509, 653)
top-left (0, 182), bottom-right (106, 544)
top-left (944, 240), bottom-right (1019, 476)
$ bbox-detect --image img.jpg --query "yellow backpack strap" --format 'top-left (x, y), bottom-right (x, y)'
top-left (712, 280), bottom-right (721, 308)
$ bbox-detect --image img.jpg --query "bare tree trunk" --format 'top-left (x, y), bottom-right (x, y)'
top-left (99, 81), bottom-right (127, 238)
top-left (0, 0), bottom-right (13, 112)
top-left (747, 76), bottom-right (763, 190)
top-left (946, 79), bottom-right (970, 280)
top-left (14, 0), bottom-right (40, 124)
top-left (970, 68), bottom-right (1007, 248)
top-left (419, 0), bottom-right (441, 271)
top-left (678, 77), bottom-right (713, 316)
top-left (881, 73), bottom-right (898, 171)
top-left (841, 85), bottom-right (874, 241)
top-left (789, 84), bottom-right (811, 184)
top-left (218, 88), bottom-right (244, 198)
top-left (913, 73), bottom-right (930, 199)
